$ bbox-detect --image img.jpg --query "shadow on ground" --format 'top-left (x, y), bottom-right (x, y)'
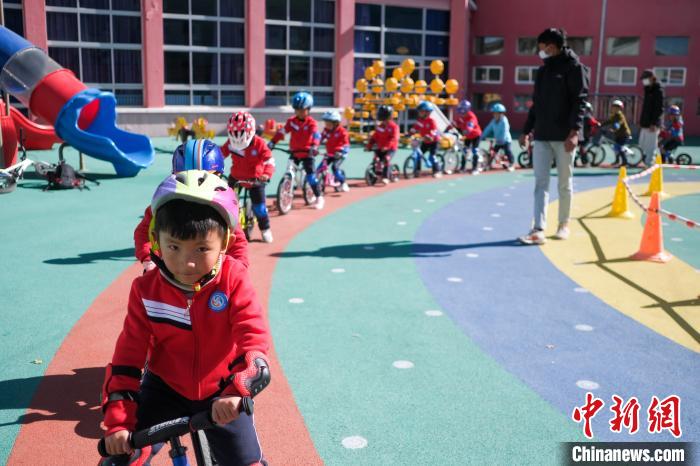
top-left (271, 239), bottom-right (522, 260)
top-left (0, 367), bottom-right (104, 439)
top-left (44, 248), bottom-right (135, 265)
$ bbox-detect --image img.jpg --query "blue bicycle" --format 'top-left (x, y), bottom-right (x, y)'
top-left (403, 137), bottom-right (445, 179)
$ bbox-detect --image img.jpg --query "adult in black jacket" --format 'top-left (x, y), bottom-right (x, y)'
top-left (518, 28), bottom-right (589, 245)
top-left (638, 69), bottom-right (664, 166)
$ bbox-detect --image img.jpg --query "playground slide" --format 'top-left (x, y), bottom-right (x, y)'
top-left (0, 26), bottom-right (153, 176)
top-left (0, 101), bottom-right (61, 150)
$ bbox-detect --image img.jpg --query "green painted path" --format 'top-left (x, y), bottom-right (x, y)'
top-left (268, 174), bottom-right (584, 465)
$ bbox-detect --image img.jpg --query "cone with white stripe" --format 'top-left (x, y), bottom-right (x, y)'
top-left (630, 193), bottom-right (672, 263)
top-left (642, 155), bottom-right (666, 197)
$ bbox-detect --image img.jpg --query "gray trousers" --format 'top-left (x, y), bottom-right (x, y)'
top-left (638, 127), bottom-right (659, 166)
top-left (533, 141), bottom-right (574, 230)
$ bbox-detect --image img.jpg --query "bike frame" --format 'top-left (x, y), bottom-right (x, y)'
top-left (410, 139), bottom-right (435, 168)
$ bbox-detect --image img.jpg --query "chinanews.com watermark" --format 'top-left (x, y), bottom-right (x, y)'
top-left (558, 393), bottom-right (694, 465)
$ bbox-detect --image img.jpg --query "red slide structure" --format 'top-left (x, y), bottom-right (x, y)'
top-left (0, 101), bottom-right (61, 150)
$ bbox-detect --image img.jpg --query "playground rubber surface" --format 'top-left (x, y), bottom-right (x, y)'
top-left (1, 140), bottom-right (699, 464)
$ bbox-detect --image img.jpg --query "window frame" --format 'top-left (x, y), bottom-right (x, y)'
top-left (163, 0), bottom-right (246, 106)
top-left (265, 0), bottom-right (335, 106)
top-left (46, 1), bottom-right (144, 106)
top-left (473, 66), bottom-right (503, 84)
top-left (353, 3), bottom-right (450, 84)
top-left (653, 67), bottom-right (686, 87)
top-left (474, 36), bottom-right (505, 56)
top-left (514, 66), bottom-right (538, 84)
top-left (604, 66), bottom-right (637, 86)
top-left (606, 36), bottom-right (640, 56)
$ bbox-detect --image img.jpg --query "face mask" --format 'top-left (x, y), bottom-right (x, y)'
top-left (538, 50), bottom-right (550, 60)
top-left (642, 78), bottom-right (651, 86)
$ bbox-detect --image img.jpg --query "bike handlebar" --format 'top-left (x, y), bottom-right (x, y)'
top-left (98, 397), bottom-right (254, 458)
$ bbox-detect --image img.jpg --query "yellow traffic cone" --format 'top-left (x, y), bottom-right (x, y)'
top-left (630, 193), bottom-right (672, 263)
top-left (606, 166), bottom-right (634, 218)
top-left (642, 155), bottom-right (666, 197)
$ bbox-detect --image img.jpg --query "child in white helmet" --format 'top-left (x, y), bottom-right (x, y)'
top-left (320, 110), bottom-right (350, 192)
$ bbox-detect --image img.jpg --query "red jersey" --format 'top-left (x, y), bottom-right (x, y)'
top-left (367, 120), bottom-right (400, 151)
top-left (134, 206), bottom-right (249, 268)
top-left (221, 135), bottom-right (275, 181)
top-left (321, 125), bottom-right (350, 156)
top-left (271, 116), bottom-right (321, 158)
top-left (102, 255), bottom-right (270, 434)
top-left (452, 111), bottom-right (482, 140)
top-left (411, 117), bottom-right (439, 143)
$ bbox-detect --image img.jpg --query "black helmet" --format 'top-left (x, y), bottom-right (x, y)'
top-left (377, 105), bottom-right (393, 121)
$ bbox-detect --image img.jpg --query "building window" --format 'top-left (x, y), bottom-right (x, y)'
top-left (654, 67), bottom-right (686, 86)
top-left (265, 0), bottom-right (335, 106)
top-left (568, 37), bottom-right (592, 56)
top-left (604, 67), bottom-right (637, 85)
top-left (515, 66), bottom-right (538, 84)
top-left (354, 4), bottom-right (450, 88)
top-left (513, 95), bottom-right (533, 113)
top-left (46, 0), bottom-right (144, 106)
top-left (475, 36), bottom-right (504, 55)
top-left (606, 37), bottom-right (639, 56)
top-left (517, 37), bottom-right (537, 55)
top-left (4, 1), bottom-right (23, 36)
top-left (163, 0), bottom-right (245, 106)
top-left (473, 66), bottom-right (502, 84)
top-left (472, 92), bottom-right (502, 111)
top-left (655, 37), bottom-right (689, 56)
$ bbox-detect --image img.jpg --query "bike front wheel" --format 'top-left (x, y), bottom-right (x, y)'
top-left (626, 145), bottom-right (644, 167)
top-left (675, 153), bottom-right (692, 165)
top-left (276, 174), bottom-right (294, 215)
top-left (302, 179), bottom-right (317, 205)
top-left (244, 198), bottom-right (255, 241)
top-left (517, 151), bottom-right (530, 168)
top-left (587, 145), bottom-right (605, 166)
top-left (364, 165), bottom-right (377, 186)
top-left (442, 150), bottom-right (458, 174)
top-left (403, 156), bottom-right (417, 179)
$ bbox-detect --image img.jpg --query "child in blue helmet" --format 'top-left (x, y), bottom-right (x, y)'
top-left (409, 100), bottom-right (442, 177)
top-left (481, 103), bottom-right (515, 172)
top-left (269, 91), bottom-right (324, 209)
top-left (134, 139), bottom-right (249, 272)
top-left (320, 110), bottom-right (350, 192)
top-left (659, 105), bottom-right (684, 163)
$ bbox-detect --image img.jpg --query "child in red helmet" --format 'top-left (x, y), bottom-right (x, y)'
top-left (222, 111), bottom-right (276, 243)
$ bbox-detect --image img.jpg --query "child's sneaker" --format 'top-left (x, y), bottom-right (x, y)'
top-left (433, 172), bottom-right (443, 178)
top-left (382, 177), bottom-right (390, 185)
top-left (262, 229), bottom-right (274, 243)
top-left (341, 182), bottom-right (350, 192)
top-left (315, 196), bottom-right (325, 210)
top-left (472, 169), bottom-right (481, 176)
top-left (518, 229), bottom-right (546, 245)
top-left (507, 165), bottom-right (515, 172)
top-left (553, 224), bottom-right (570, 240)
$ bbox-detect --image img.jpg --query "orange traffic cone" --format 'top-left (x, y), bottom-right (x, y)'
top-left (630, 192), bottom-right (672, 263)
top-left (642, 155), bottom-right (666, 197)
top-left (606, 166), bottom-right (634, 218)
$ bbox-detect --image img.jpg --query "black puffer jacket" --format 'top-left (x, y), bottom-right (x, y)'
top-left (523, 48), bottom-right (589, 141)
top-left (639, 82), bottom-right (664, 128)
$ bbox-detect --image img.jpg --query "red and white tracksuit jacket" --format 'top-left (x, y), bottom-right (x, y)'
top-left (367, 121), bottom-right (400, 151)
top-left (411, 117), bottom-right (440, 143)
top-left (134, 207), bottom-right (249, 268)
top-left (271, 116), bottom-right (321, 158)
top-left (320, 125), bottom-right (350, 157)
top-left (451, 111), bottom-right (482, 140)
top-left (101, 255), bottom-right (270, 435)
top-left (221, 135), bottom-right (275, 181)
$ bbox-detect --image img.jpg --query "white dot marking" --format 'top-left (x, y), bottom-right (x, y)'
top-left (575, 324), bottom-right (594, 332)
top-left (447, 277), bottom-right (463, 283)
top-left (393, 360), bottom-right (414, 369)
top-left (288, 298), bottom-right (304, 304)
top-left (331, 268), bottom-right (345, 273)
top-left (425, 310), bottom-right (443, 317)
top-left (342, 436), bottom-right (368, 449)
top-left (576, 380), bottom-right (600, 390)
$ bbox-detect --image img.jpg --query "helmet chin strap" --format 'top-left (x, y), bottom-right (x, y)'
top-left (150, 250), bottom-right (223, 292)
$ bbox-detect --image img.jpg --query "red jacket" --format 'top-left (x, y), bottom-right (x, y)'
top-left (451, 111), bottom-right (482, 140)
top-left (134, 206), bottom-right (249, 268)
top-left (271, 116), bottom-right (321, 158)
top-left (321, 125), bottom-right (350, 156)
top-left (102, 255), bottom-right (270, 434)
top-left (367, 121), bottom-right (400, 151)
top-left (411, 117), bottom-right (439, 143)
top-left (221, 135), bottom-right (275, 181)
